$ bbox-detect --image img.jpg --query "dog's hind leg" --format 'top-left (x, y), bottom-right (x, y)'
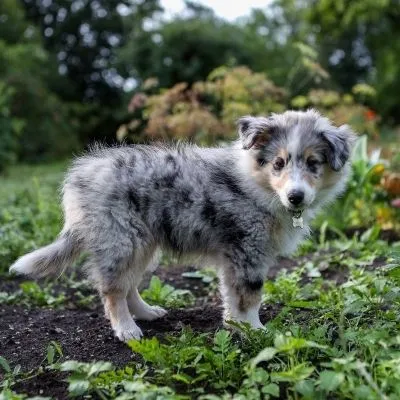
top-left (126, 249), bottom-right (167, 321)
top-left (88, 251), bottom-right (144, 342)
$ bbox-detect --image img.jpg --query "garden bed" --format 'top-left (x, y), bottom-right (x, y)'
top-left (1, 252), bottom-right (395, 399)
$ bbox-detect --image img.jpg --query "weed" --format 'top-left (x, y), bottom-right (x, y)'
top-left (141, 276), bottom-right (195, 308)
top-left (55, 360), bottom-right (186, 399)
top-left (0, 282), bottom-right (66, 308)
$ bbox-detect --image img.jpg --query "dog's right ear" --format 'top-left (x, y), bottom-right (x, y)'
top-left (237, 116), bottom-right (276, 150)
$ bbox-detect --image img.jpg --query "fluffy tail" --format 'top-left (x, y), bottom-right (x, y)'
top-left (10, 231), bottom-right (80, 278)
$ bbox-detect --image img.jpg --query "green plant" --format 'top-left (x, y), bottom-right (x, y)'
top-left (181, 268), bottom-right (218, 284)
top-left (0, 357), bottom-right (21, 390)
top-left (0, 282), bottom-right (66, 308)
top-left (141, 276), bottom-right (195, 308)
top-left (118, 66), bottom-right (286, 145)
top-left (0, 164), bottom-right (64, 274)
top-left (318, 135), bottom-right (399, 231)
top-left (129, 328), bottom-right (244, 392)
top-left (1, 163), bottom-right (400, 399)
top-left (0, 389), bottom-right (50, 400)
top-left (56, 360), bottom-right (184, 399)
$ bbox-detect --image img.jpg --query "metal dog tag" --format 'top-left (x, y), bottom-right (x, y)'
top-left (291, 210), bottom-right (304, 229)
top-left (292, 216), bottom-right (304, 228)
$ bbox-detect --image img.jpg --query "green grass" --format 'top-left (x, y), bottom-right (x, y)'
top-left (0, 162), bottom-right (68, 204)
top-left (0, 162), bottom-right (66, 274)
top-left (1, 162), bottom-right (399, 400)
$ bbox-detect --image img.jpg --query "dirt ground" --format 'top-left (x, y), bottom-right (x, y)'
top-left (0, 237), bottom-right (395, 399)
top-left (0, 261), bottom-right (291, 398)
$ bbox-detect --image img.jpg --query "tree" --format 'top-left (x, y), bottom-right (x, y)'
top-left (0, 0), bottom-right (79, 161)
top-left (307, 0), bottom-right (400, 121)
top-left (17, 0), bottom-right (162, 145)
top-left (118, 2), bottom-right (260, 88)
top-left (20, 0), bottom-right (135, 103)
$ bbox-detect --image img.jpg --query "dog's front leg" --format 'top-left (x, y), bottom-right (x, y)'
top-left (219, 265), bottom-right (267, 330)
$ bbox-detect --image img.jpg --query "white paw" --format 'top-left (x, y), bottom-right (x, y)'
top-left (250, 320), bottom-right (266, 330)
top-left (113, 322), bottom-right (143, 342)
top-left (134, 305), bottom-right (167, 321)
top-left (224, 318), bottom-right (266, 332)
top-left (223, 310), bottom-right (265, 331)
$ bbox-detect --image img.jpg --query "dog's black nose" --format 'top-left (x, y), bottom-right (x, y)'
top-left (288, 190), bottom-right (304, 206)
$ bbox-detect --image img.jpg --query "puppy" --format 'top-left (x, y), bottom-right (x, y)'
top-left (10, 109), bottom-right (355, 341)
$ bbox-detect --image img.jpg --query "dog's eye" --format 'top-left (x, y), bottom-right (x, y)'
top-left (306, 158), bottom-right (320, 171)
top-left (273, 157), bottom-right (285, 171)
top-left (257, 158), bottom-right (266, 167)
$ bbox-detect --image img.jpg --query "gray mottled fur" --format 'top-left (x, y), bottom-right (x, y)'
top-left (10, 109), bottom-right (355, 341)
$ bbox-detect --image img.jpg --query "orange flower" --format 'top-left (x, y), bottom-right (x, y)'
top-left (364, 108), bottom-right (376, 121)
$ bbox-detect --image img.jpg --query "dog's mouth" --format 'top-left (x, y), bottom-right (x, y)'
top-left (289, 209), bottom-right (303, 219)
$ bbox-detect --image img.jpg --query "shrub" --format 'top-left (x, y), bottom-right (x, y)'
top-left (291, 85), bottom-right (380, 138)
top-left (0, 81), bottom-right (24, 172)
top-left (317, 136), bottom-right (400, 231)
top-left (118, 66), bottom-right (286, 145)
top-left (120, 65), bottom-right (383, 146)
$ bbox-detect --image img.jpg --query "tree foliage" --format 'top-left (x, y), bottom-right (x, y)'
top-left (0, 82), bottom-right (23, 172)
top-left (306, 0), bottom-right (400, 120)
top-left (0, 0), bottom-right (79, 162)
top-left (119, 3), bottom-right (260, 89)
top-left (0, 0), bottom-right (398, 170)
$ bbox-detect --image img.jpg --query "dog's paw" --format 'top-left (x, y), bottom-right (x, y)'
top-left (223, 312), bottom-right (266, 331)
top-left (134, 305), bottom-right (167, 321)
top-left (250, 320), bottom-right (266, 330)
top-left (114, 322), bottom-right (143, 342)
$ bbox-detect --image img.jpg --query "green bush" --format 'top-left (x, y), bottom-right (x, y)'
top-left (0, 40), bottom-right (80, 162)
top-left (316, 136), bottom-right (400, 231)
top-left (0, 81), bottom-right (24, 172)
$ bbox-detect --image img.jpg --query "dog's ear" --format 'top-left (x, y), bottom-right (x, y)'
top-left (237, 116), bottom-right (276, 150)
top-left (321, 125), bottom-right (356, 171)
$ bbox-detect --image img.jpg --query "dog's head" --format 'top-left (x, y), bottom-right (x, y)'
top-left (238, 109), bottom-right (356, 213)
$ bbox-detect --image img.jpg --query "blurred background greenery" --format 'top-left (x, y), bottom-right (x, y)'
top-left (0, 0), bottom-right (399, 232)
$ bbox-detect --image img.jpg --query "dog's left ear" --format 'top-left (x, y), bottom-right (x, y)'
top-left (237, 116), bottom-right (276, 150)
top-left (321, 125), bottom-right (356, 171)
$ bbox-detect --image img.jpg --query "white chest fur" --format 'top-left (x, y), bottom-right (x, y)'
top-left (272, 212), bottom-right (311, 256)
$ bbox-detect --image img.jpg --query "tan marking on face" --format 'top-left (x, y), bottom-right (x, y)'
top-left (301, 148), bottom-right (325, 189)
top-left (269, 168), bottom-right (290, 191)
top-left (303, 147), bottom-right (317, 160)
top-left (320, 165), bottom-right (344, 189)
top-left (277, 148), bottom-right (289, 161)
top-left (249, 147), bottom-right (291, 191)
top-left (303, 171), bottom-right (318, 188)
